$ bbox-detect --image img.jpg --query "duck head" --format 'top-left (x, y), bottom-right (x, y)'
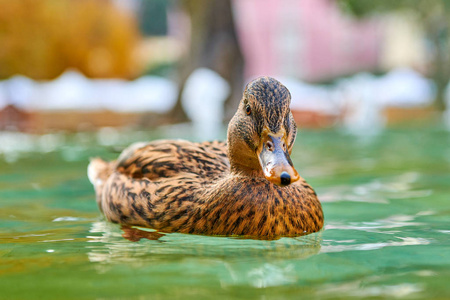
top-left (227, 77), bottom-right (299, 187)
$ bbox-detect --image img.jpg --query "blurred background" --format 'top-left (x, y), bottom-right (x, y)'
top-left (1, 2), bottom-right (450, 298)
top-left (0, 0), bottom-right (449, 136)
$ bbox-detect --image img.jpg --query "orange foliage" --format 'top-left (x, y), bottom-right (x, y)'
top-left (0, 0), bottom-right (141, 79)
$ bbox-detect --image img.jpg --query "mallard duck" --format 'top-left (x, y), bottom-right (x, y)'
top-left (88, 77), bottom-right (323, 239)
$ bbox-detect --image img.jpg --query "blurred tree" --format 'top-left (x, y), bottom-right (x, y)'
top-left (170, 0), bottom-right (244, 122)
top-left (0, 0), bottom-right (140, 80)
top-left (337, 0), bottom-right (450, 110)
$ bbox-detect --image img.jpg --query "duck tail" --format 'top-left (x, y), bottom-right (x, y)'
top-left (88, 157), bottom-right (114, 191)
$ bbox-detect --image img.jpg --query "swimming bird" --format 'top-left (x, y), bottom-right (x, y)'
top-left (88, 77), bottom-right (323, 239)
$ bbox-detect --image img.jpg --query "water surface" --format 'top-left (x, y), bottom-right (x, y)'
top-left (1, 127), bottom-right (449, 299)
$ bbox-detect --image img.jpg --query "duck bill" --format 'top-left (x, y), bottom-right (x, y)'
top-left (257, 135), bottom-right (300, 187)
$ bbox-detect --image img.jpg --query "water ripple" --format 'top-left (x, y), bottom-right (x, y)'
top-left (320, 172), bottom-right (431, 203)
top-left (326, 214), bottom-right (426, 234)
top-left (318, 281), bottom-right (423, 298)
top-left (320, 237), bottom-right (430, 253)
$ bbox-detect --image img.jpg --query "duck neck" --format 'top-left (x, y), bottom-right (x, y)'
top-left (227, 117), bottom-right (265, 179)
top-left (229, 158), bottom-right (265, 178)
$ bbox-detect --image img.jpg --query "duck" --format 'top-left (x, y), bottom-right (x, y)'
top-left (88, 76), bottom-right (323, 239)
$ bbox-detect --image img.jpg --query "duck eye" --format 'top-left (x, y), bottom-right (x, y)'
top-left (245, 105), bottom-right (252, 115)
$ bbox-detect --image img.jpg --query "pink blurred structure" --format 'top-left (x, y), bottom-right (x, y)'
top-left (233, 0), bottom-right (382, 81)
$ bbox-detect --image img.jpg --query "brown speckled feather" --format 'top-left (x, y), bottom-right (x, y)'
top-left (89, 77), bottom-right (324, 239)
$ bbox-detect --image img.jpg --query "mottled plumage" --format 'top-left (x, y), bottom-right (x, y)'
top-left (89, 77), bottom-right (323, 239)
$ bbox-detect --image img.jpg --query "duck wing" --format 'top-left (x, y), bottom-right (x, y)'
top-left (90, 139), bottom-right (229, 230)
top-left (115, 140), bottom-right (229, 180)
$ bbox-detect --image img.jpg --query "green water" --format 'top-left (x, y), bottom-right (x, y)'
top-left (1, 127), bottom-right (449, 300)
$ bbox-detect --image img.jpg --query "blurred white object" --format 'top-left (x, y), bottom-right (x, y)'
top-left (335, 68), bottom-right (434, 135)
top-left (94, 78), bottom-right (128, 108)
top-left (280, 77), bottom-right (338, 115)
top-left (182, 68), bottom-right (230, 140)
top-left (337, 73), bottom-right (385, 136)
top-left (3, 75), bottom-right (36, 110)
top-left (0, 81), bottom-right (7, 110)
top-left (33, 70), bottom-right (99, 111)
top-left (100, 76), bottom-right (178, 113)
top-left (378, 68), bottom-right (435, 107)
top-left (0, 70), bottom-right (178, 114)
